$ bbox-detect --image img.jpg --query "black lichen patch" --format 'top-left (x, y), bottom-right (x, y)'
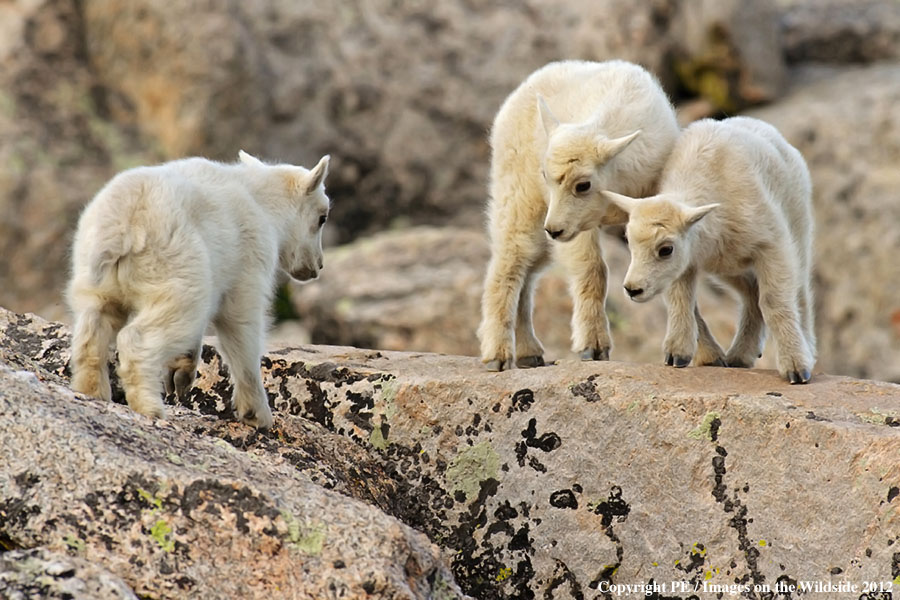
top-left (506, 389), bottom-right (534, 417)
top-left (887, 487), bottom-right (899, 504)
top-left (549, 490), bottom-right (578, 510)
top-left (588, 486), bottom-right (630, 592)
top-left (303, 380), bottom-right (334, 429)
top-left (522, 418), bottom-right (561, 452)
top-left (571, 375), bottom-right (603, 403)
top-left (590, 486), bottom-right (630, 528)
top-left (545, 559), bottom-right (585, 599)
top-left (707, 444), bottom-right (785, 594)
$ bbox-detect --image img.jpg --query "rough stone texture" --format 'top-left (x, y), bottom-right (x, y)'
top-left (781, 0), bottom-right (900, 64)
top-left (0, 548), bottom-right (138, 600)
top-left (0, 311), bottom-right (469, 600)
top-left (746, 64), bottom-right (900, 384)
top-left (0, 0), bottom-right (156, 322)
top-left (2, 307), bottom-right (898, 599)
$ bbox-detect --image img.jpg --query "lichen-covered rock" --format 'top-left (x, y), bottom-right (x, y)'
top-left (0, 314), bottom-right (468, 599)
top-left (0, 548), bottom-right (138, 600)
top-left (746, 64), bottom-right (900, 383)
top-left (2, 307), bottom-right (898, 599)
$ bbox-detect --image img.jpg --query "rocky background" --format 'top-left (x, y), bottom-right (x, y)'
top-left (1, 0), bottom-right (899, 383)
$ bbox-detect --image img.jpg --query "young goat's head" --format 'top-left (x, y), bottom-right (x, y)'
top-left (601, 191), bottom-right (718, 303)
top-left (537, 96), bottom-right (640, 243)
top-left (239, 150), bottom-right (331, 283)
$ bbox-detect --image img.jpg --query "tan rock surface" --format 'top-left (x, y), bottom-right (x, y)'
top-left (2, 307), bottom-right (898, 599)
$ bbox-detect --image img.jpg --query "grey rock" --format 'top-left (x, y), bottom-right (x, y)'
top-left (0, 548), bottom-right (139, 600)
top-left (2, 307), bottom-right (898, 599)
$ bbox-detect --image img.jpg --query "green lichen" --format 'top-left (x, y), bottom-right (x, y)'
top-left (445, 441), bottom-right (500, 502)
top-left (137, 488), bottom-right (163, 511)
top-left (856, 408), bottom-right (898, 425)
top-left (63, 534), bottom-right (85, 553)
top-left (165, 452), bottom-right (183, 466)
top-left (281, 511), bottom-right (326, 556)
top-left (688, 412), bottom-right (721, 442)
top-left (150, 519), bottom-right (174, 552)
top-left (369, 424), bottom-right (389, 450)
top-left (378, 379), bottom-right (399, 420)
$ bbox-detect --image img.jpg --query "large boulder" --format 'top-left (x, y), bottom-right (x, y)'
top-left (746, 64), bottom-right (900, 383)
top-left (0, 310), bottom-right (469, 600)
top-left (3, 307), bottom-right (897, 599)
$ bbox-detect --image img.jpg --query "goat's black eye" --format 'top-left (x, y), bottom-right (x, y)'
top-left (658, 245), bottom-right (674, 258)
top-left (575, 181), bottom-right (591, 194)
top-left (318, 215), bottom-right (327, 227)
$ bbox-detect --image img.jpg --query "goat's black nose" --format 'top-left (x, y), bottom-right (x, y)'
top-left (625, 286), bottom-right (644, 298)
top-left (545, 228), bottom-right (564, 240)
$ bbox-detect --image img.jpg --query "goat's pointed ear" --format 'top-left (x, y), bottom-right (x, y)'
top-left (600, 190), bottom-right (639, 218)
top-left (684, 203), bottom-right (719, 227)
top-left (599, 130), bottom-right (641, 159)
top-left (238, 150), bottom-right (264, 166)
top-left (536, 95), bottom-right (560, 136)
top-left (305, 155), bottom-right (330, 194)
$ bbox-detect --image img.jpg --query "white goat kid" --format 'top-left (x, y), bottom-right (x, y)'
top-left (604, 117), bottom-right (816, 384)
top-left (479, 60), bottom-right (679, 371)
top-left (67, 151), bottom-right (331, 426)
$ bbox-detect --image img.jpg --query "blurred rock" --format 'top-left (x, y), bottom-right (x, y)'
top-left (3, 307), bottom-right (898, 599)
top-left (0, 0), bottom-right (156, 321)
top-left (81, 0), bottom-right (784, 243)
top-left (781, 0), bottom-right (900, 63)
top-left (746, 64), bottom-right (900, 383)
top-left (671, 0), bottom-right (787, 111)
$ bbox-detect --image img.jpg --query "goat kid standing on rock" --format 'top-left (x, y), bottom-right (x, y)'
top-left (602, 117), bottom-right (816, 384)
top-left (67, 151), bottom-right (331, 427)
top-left (478, 60), bottom-right (679, 371)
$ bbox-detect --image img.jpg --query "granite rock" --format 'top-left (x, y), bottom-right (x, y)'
top-left (2, 307), bottom-right (898, 599)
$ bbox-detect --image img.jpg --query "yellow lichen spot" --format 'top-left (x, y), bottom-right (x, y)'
top-left (150, 519), bottom-right (175, 552)
top-left (893, 575), bottom-right (900, 586)
top-left (705, 570), bottom-right (713, 581)
top-left (691, 542), bottom-right (707, 557)
top-left (652, 562), bottom-right (658, 567)
top-left (496, 567), bottom-right (513, 582)
top-left (759, 540), bottom-right (767, 547)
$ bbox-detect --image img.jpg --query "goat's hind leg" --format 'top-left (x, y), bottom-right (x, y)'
top-left (70, 299), bottom-right (123, 402)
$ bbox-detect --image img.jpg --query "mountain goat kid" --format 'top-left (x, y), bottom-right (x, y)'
top-left (603, 117), bottom-right (816, 384)
top-left (479, 60), bottom-right (679, 371)
top-left (67, 151), bottom-right (331, 427)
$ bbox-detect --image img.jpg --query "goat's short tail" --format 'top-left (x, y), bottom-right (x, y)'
top-left (86, 212), bottom-right (148, 286)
